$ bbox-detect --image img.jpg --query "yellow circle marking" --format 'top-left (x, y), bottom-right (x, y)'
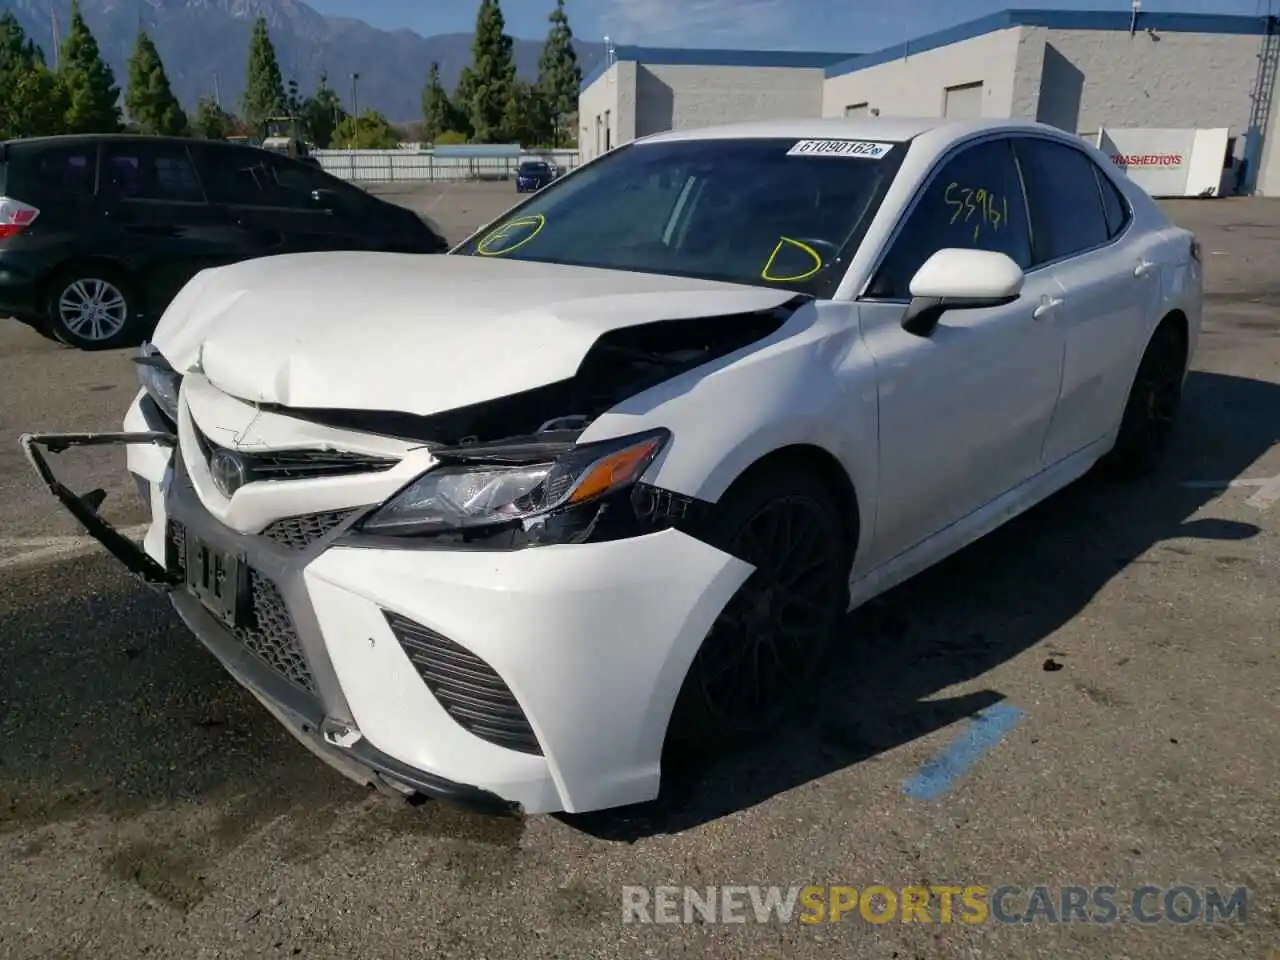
top-left (761, 236), bottom-right (823, 282)
top-left (477, 214), bottom-right (547, 256)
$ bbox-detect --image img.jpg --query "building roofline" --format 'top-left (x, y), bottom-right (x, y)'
top-left (824, 7), bottom-right (1273, 78)
top-left (580, 45), bottom-right (855, 91)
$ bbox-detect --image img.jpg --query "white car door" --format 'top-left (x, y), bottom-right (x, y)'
top-left (855, 136), bottom-right (1067, 571)
top-left (1013, 136), bottom-right (1161, 466)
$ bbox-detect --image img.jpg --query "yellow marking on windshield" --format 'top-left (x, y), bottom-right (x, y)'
top-left (943, 182), bottom-right (1009, 242)
top-left (761, 237), bottom-right (824, 283)
top-left (476, 214), bottom-right (547, 256)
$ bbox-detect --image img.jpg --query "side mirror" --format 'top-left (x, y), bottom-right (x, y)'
top-left (901, 248), bottom-right (1024, 337)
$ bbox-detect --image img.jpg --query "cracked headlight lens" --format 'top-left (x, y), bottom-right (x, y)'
top-left (360, 429), bottom-right (669, 536)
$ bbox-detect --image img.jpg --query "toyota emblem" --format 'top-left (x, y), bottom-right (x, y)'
top-left (210, 449), bottom-right (249, 498)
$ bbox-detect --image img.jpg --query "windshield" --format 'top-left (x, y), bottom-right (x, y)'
top-left (520, 162), bottom-right (549, 174)
top-left (457, 136), bottom-right (907, 295)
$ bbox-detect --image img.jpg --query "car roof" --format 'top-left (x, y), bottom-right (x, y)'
top-left (2, 133), bottom-right (202, 150)
top-left (637, 116), bottom-right (1066, 148)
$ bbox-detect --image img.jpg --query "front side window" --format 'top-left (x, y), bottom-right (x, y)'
top-left (265, 155), bottom-right (351, 210)
top-left (100, 143), bottom-right (204, 203)
top-left (867, 138), bottom-right (1031, 300)
top-left (456, 137), bottom-right (908, 295)
top-left (1014, 137), bottom-right (1112, 263)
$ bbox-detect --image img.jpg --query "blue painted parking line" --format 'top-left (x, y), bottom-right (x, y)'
top-left (902, 703), bottom-right (1024, 800)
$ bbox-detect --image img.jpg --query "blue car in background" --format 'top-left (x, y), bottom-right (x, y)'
top-left (515, 160), bottom-right (555, 193)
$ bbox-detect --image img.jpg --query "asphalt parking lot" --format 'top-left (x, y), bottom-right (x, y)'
top-left (0, 183), bottom-right (1277, 959)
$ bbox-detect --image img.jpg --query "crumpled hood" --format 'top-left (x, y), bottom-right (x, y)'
top-left (152, 251), bottom-right (795, 417)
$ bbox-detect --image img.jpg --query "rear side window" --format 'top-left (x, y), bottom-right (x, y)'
top-left (1096, 168), bottom-right (1130, 238)
top-left (16, 145), bottom-right (96, 198)
top-left (101, 143), bottom-right (204, 203)
top-left (1014, 138), bottom-right (1111, 263)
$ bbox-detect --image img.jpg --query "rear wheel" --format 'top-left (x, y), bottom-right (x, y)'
top-left (1104, 321), bottom-right (1187, 478)
top-left (666, 465), bottom-right (851, 757)
top-left (46, 265), bottom-right (145, 351)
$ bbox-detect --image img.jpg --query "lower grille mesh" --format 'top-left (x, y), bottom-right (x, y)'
top-left (383, 611), bottom-right (542, 755)
top-left (167, 519), bottom-right (315, 694)
top-left (260, 509), bottom-right (355, 550)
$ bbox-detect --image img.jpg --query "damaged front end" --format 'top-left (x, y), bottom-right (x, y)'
top-left (19, 430), bottom-right (179, 589)
top-left (20, 296), bottom-right (806, 578)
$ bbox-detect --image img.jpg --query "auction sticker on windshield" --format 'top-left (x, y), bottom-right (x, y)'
top-left (787, 139), bottom-right (895, 159)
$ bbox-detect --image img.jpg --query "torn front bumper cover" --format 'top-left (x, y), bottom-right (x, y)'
top-left (19, 431), bottom-right (180, 590)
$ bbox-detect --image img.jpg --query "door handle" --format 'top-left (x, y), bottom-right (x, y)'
top-left (1133, 259), bottom-right (1156, 278)
top-left (1032, 295), bottom-right (1063, 320)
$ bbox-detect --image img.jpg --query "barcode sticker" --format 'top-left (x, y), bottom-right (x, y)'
top-left (786, 139), bottom-right (895, 159)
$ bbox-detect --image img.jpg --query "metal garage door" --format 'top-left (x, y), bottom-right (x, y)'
top-left (943, 82), bottom-right (984, 118)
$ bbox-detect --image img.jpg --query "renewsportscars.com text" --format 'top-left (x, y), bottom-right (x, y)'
top-left (621, 884), bottom-right (1249, 925)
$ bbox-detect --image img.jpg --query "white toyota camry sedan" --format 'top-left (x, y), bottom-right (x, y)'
top-left (22, 117), bottom-right (1202, 815)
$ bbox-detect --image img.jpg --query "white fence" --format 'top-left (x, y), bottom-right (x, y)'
top-left (313, 148), bottom-right (582, 183)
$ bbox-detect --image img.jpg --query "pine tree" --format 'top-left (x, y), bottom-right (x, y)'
top-left (125, 30), bottom-right (187, 136)
top-left (58, 0), bottom-right (121, 133)
top-left (537, 0), bottom-right (581, 148)
top-left (421, 61), bottom-right (452, 143)
top-left (453, 66), bottom-right (476, 138)
top-left (0, 13), bottom-right (61, 138)
top-left (0, 12), bottom-right (43, 75)
top-left (468, 0), bottom-right (517, 143)
top-left (0, 15), bottom-right (68, 140)
top-left (242, 16), bottom-right (286, 127)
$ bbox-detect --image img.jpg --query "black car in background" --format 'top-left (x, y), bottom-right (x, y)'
top-left (0, 135), bottom-right (449, 350)
top-left (515, 160), bottom-right (556, 193)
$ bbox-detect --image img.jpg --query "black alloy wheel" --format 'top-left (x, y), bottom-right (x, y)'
top-left (667, 465), bottom-right (851, 754)
top-left (1105, 322), bottom-right (1187, 478)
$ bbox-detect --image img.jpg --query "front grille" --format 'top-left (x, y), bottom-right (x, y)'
top-left (383, 611), bottom-right (542, 755)
top-left (260, 509), bottom-right (356, 550)
top-left (238, 571), bottom-right (314, 693)
top-left (167, 519), bottom-right (315, 694)
top-left (191, 425), bottom-right (399, 483)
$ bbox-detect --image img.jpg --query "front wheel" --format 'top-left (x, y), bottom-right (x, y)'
top-left (1103, 322), bottom-right (1188, 478)
top-left (666, 465), bottom-right (852, 757)
top-left (46, 266), bottom-right (145, 351)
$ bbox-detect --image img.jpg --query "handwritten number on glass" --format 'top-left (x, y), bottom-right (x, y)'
top-left (943, 182), bottom-right (1008, 242)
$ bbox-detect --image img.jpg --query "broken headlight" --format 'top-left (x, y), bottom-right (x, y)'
top-left (134, 343), bottom-right (182, 425)
top-left (359, 429), bottom-right (670, 537)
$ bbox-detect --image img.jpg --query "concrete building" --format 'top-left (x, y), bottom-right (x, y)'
top-left (821, 9), bottom-right (1280, 194)
top-left (577, 46), bottom-right (853, 163)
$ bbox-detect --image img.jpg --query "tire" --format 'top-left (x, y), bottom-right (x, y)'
top-left (45, 265), bottom-right (145, 351)
top-left (1103, 322), bottom-right (1187, 479)
top-left (665, 464), bottom-right (852, 758)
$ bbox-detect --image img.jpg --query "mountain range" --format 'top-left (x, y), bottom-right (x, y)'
top-left (0, 0), bottom-right (607, 123)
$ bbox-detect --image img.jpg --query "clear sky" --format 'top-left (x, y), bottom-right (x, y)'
top-left (302, 0), bottom-right (1275, 51)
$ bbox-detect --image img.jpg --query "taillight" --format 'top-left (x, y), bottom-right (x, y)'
top-left (0, 196), bottom-right (39, 239)
top-left (1190, 236), bottom-right (1202, 263)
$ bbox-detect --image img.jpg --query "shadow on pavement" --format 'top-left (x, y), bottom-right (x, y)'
top-left (564, 369), bottom-right (1275, 840)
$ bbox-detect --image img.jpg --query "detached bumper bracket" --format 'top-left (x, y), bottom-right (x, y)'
top-left (19, 431), bottom-right (181, 590)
